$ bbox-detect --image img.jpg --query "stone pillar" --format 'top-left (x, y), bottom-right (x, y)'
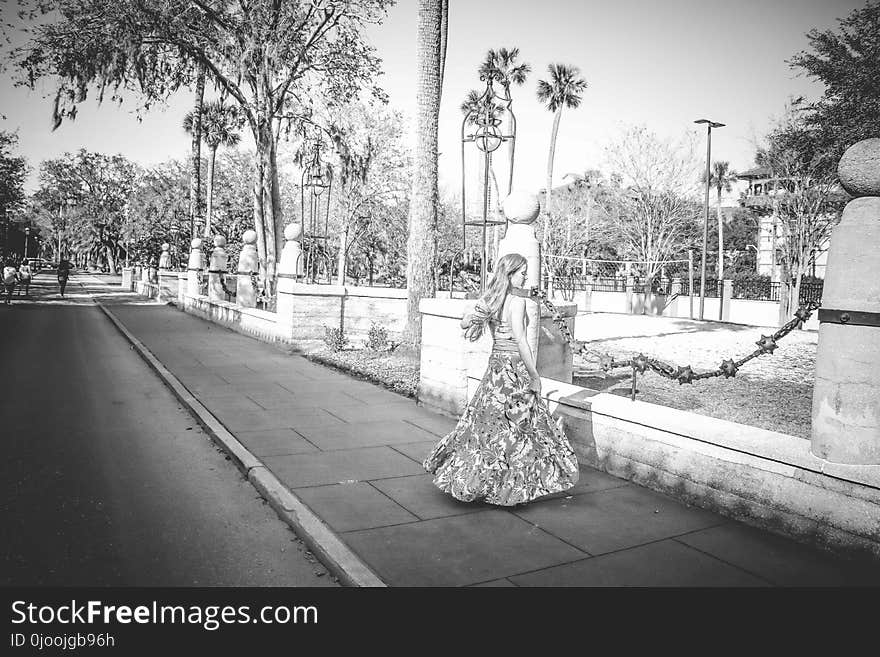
top-left (157, 243), bottom-right (172, 270)
top-left (208, 236), bottom-right (228, 302)
top-left (121, 267), bottom-right (133, 291)
top-left (276, 223), bottom-right (304, 337)
top-left (156, 244), bottom-right (176, 302)
top-left (187, 238), bottom-right (203, 297)
top-left (497, 190), bottom-right (541, 358)
top-left (625, 275), bottom-right (635, 314)
top-left (721, 279), bottom-right (733, 322)
top-left (811, 138), bottom-right (880, 465)
top-left (237, 229), bottom-right (259, 308)
top-left (140, 264), bottom-right (149, 283)
top-left (177, 271), bottom-right (187, 303)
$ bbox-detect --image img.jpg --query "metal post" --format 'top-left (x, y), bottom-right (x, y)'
top-left (694, 118), bottom-right (725, 320)
top-left (631, 365), bottom-right (637, 401)
top-left (700, 125), bottom-right (711, 320)
top-left (688, 249), bottom-right (694, 320)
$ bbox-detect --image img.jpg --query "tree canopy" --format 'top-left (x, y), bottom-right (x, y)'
top-left (788, 0), bottom-right (880, 161)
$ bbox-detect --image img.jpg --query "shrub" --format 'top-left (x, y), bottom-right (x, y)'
top-left (365, 321), bottom-right (389, 351)
top-left (323, 326), bottom-right (349, 352)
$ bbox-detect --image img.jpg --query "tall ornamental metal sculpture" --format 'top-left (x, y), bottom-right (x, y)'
top-left (461, 74), bottom-right (517, 291)
top-left (300, 138), bottom-right (333, 283)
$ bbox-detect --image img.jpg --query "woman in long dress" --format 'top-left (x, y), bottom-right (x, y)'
top-left (423, 253), bottom-right (579, 506)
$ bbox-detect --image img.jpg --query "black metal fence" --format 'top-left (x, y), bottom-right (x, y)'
top-left (551, 274), bottom-right (824, 304)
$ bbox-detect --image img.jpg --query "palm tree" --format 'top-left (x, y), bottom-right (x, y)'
top-left (536, 63), bottom-right (587, 251)
top-left (188, 64), bottom-right (206, 239)
top-left (405, 0), bottom-right (446, 347)
top-left (183, 100), bottom-right (242, 237)
top-left (708, 161), bottom-right (738, 280)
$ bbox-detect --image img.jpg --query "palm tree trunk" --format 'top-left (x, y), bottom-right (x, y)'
top-left (716, 187), bottom-right (724, 280)
top-left (189, 64), bottom-right (206, 237)
top-left (542, 108), bottom-right (563, 255)
top-left (404, 0), bottom-right (444, 347)
top-left (204, 145), bottom-right (217, 238)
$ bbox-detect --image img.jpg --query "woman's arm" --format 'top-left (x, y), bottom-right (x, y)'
top-left (508, 296), bottom-right (541, 393)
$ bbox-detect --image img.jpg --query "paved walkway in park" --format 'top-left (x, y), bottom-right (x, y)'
top-left (84, 276), bottom-right (880, 586)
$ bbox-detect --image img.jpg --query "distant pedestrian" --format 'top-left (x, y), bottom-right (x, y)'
top-left (2, 261), bottom-right (17, 304)
top-left (57, 257), bottom-right (73, 297)
top-left (18, 260), bottom-right (32, 297)
top-left (423, 253), bottom-right (579, 506)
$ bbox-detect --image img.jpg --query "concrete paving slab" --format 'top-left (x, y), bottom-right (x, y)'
top-left (295, 420), bottom-right (436, 451)
top-left (325, 401), bottom-right (441, 424)
top-left (341, 510), bottom-right (587, 586)
top-left (201, 396), bottom-right (265, 416)
top-left (508, 540), bottom-right (768, 587)
top-left (337, 386), bottom-right (414, 405)
top-left (264, 445), bottom-right (425, 488)
top-left (295, 482), bottom-right (419, 532)
top-left (675, 523), bottom-right (880, 586)
top-left (234, 429), bottom-right (320, 458)
top-left (404, 415), bottom-right (457, 438)
top-left (215, 408), bottom-right (344, 433)
top-left (540, 465), bottom-right (631, 501)
top-left (250, 392), bottom-right (369, 411)
top-left (388, 440), bottom-right (436, 465)
top-left (370, 474), bottom-right (489, 520)
top-left (469, 578), bottom-right (518, 587)
top-left (512, 485), bottom-right (724, 555)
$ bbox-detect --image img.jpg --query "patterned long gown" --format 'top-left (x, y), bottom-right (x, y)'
top-left (423, 312), bottom-right (579, 506)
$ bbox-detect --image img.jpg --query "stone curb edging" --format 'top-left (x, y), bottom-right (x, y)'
top-left (94, 299), bottom-right (386, 588)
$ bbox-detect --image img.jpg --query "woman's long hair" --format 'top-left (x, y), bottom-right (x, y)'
top-left (464, 252), bottom-right (527, 341)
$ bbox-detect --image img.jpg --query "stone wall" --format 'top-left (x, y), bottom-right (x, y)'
top-left (278, 283), bottom-right (408, 343)
top-left (180, 292), bottom-right (282, 344)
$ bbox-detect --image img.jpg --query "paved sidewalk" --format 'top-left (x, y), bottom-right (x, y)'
top-left (90, 279), bottom-right (880, 586)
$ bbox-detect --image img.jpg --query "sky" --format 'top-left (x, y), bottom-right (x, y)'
top-left (0, 0), bottom-right (866, 196)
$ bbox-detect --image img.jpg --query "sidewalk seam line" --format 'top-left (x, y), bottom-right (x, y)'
top-left (95, 298), bottom-right (387, 588)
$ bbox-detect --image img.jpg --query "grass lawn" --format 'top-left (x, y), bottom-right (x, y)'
top-left (573, 319), bottom-right (817, 439)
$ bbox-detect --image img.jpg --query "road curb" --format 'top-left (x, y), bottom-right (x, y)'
top-left (96, 299), bottom-right (387, 588)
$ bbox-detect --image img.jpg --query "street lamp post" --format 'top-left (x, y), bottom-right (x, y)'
top-left (23, 227), bottom-right (30, 261)
top-left (694, 118), bottom-right (725, 320)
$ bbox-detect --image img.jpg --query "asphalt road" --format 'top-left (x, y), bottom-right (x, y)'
top-left (0, 273), bottom-right (337, 586)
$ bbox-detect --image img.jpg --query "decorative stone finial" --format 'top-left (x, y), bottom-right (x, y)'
top-left (838, 138), bottom-right (880, 197)
top-left (191, 238), bottom-right (203, 250)
top-left (502, 191), bottom-right (541, 225)
top-left (284, 223), bottom-right (303, 241)
top-left (161, 242), bottom-right (170, 252)
top-left (242, 229), bottom-right (257, 245)
top-left (213, 235), bottom-right (227, 248)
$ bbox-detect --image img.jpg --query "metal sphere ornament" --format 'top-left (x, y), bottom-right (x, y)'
top-left (632, 353), bottom-right (649, 374)
top-left (675, 365), bottom-right (695, 385)
top-left (473, 123), bottom-right (504, 153)
top-left (720, 359), bottom-right (738, 378)
top-left (756, 335), bottom-right (778, 355)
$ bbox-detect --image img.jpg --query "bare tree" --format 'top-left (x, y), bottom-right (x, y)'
top-left (601, 126), bottom-right (702, 281)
